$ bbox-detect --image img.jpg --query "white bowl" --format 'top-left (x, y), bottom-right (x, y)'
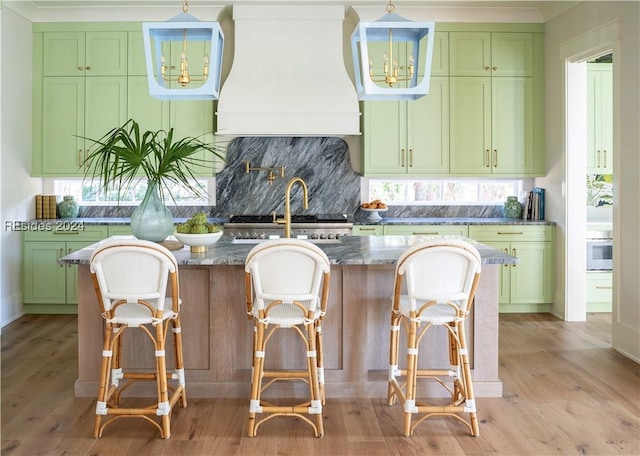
top-left (174, 231), bottom-right (223, 252)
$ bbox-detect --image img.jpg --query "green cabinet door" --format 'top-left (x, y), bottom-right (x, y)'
top-left (128, 76), bottom-right (167, 134)
top-left (85, 76), bottom-right (128, 154)
top-left (41, 77), bottom-right (85, 175)
top-left (43, 32), bottom-right (85, 76)
top-left (490, 33), bottom-right (534, 76)
top-left (363, 100), bottom-right (405, 175)
top-left (449, 77), bottom-right (492, 174)
top-left (491, 77), bottom-right (534, 174)
top-left (23, 241), bottom-right (67, 304)
top-left (510, 241), bottom-right (553, 304)
top-left (169, 99), bottom-right (217, 176)
top-left (449, 32), bottom-right (491, 76)
top-left (408, 77), bottom-right (450, 174)
top-left (469, 225), bottom-right (553, 312)
top-left (85, 32), bottom-right (128, 76)
top-left (43, 31), bottom-right (127, 76)
top-left (587, 63), bottom-right (613, 174)
top-left (364, 78), bottom-right (449, 176)
top-left (450, 76), bottom-right (534, 175)
top-left (450, 32), bottom-right (533, 77)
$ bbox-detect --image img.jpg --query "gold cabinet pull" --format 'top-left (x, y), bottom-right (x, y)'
top-left (409, 149), bottom-right (413, 168)
top-left (401, 149), bottom-right (405, 167)
top-left (359, 227), bottom-right (377, 232)
top-left (413, 231), bottom-right (439, 235)
top-left (485, 149), bottom-right (490, 167)
top-left (59, 248), bottom-right (64, 267)
top-left (512, 248), bottom-right (517, 266)
top-left (504, 248), bottom-right (509, 267)
top-left (492, 66), bottom-right (498, 71)
top-left (78, 66), bottom-right (84, 71)
top-left (595, 286), bottom-right (613, 290)
top-left (493, 149), bottom-right (498, 167)
top-left (596, 150), bottom-right (601, 168)
top-left (86, 66), bottom-right (91, 71)
top-left (484, 66), bottom-right (491, 71)
top-left (498, 231), bottom-right (523, 235)
top-left (603, 150), bottom-right (608, 168)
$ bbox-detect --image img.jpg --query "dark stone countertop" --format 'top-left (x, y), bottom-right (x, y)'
top-left (59, 234), bottom-right (518, 267)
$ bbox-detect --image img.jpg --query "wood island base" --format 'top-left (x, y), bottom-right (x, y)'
top-left (75, 264), bottom-right (502, 399)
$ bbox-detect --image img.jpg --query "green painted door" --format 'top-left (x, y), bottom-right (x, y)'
top-left (85, 32), bottom-right (128, 76)
top-left (449, 32), bottom-right (491, 76)
top-left (23, 241), bottom-right (67, 304)
top-left (491, 33), bottom-right (533, 76)
top-left (43, 32), bottom-right (85, 76)
top-left (491, 77), bottom-right (534, 174)
top-left (41, 77), bottom-right (85, 175)
top-left (510, 241), bottom-right (553, 303)
top-left (84, 77), bottom-right (128, 160)
top-left (128, 76), bottom-right (167, 134)
top-left (363, 100), bottom-right (405, 175)
top-left (449, 76), bottom-right (492, 174)
top-left (408, 77), bottom-right (449, 174)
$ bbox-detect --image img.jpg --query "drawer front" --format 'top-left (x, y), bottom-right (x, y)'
top-left (586, 272), bottom-right (613, 303)
top-left (469, 225), bottom-right (553, 242)
top-left (384, 225), bottom-right (469, 237)
top-left (24, 224), bottom-right (108, 242)
top-left (108, 225), bottom-right (134, 236)
top-left (353, 225), bottom-right (384, 236)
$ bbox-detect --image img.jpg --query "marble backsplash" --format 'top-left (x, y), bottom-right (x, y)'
top-left (78, 136), bottom-right (502, 220)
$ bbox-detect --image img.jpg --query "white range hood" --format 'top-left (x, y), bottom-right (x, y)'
top-left (216, 5), bottom-right (360, 137)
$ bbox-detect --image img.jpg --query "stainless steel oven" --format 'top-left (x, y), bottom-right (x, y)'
top-left (586, 230), bottom-right (613, 271)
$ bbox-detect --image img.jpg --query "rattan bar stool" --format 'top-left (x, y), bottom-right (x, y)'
top-left (387, 238), bottom-right (482, 437)
top-left (244, 238), bottom-right (331, 437)
top-left (89, 239), bottom-right (187, 439)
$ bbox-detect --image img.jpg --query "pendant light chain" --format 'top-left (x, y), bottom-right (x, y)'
top-left (183, 0), bottom-right (189, 14)
top-left (386, 0), bottom-right (395, 14)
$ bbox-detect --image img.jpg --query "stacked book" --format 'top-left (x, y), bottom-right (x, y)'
top-left (35, 195), bottom-right (58, 219)
top-left (522, 188), bottom-right (545, 220)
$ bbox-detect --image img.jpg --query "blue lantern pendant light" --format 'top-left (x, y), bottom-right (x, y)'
top-left (142, 0), bottom-right (224, 100)
top-left (351, 0), bottom-right (435, 100)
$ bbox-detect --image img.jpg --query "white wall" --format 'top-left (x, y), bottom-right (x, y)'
top-left (1, 6), bottom-right (40, 326)
top-left (542, 1), bottom-right (640, 361)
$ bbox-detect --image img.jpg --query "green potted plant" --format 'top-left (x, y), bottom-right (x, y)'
top-left (82, 118), bottom-right (226, 242)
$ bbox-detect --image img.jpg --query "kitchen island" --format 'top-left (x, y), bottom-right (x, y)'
top-left (60, 235), bottom-right (517, 399)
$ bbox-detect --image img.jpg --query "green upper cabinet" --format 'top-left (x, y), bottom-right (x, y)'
top-left (449, 32), bottom-right (533, 77)
top-left (43, 31), bottom-right (127, 76)
top-left (33, 24), bottom-right (221, 178)
top-left (363, 77), bottom-right (449, 176)
top-left (449, 30), bottom-right (543, 176)
top-left (587, 63), bottom-right (613, 174)
top-left (360, 25), bottom-right (544, 178)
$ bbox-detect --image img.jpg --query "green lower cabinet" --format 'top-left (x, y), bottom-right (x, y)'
top-left (469, 225), bottom-right (554, 313)
top-left (23, 226), bottom-right (108, 313)
top-left (586, 271), bottom-right (612, 312)
top-left (352, 226), bottom-right (384, 236)
top-left (383, 225), bottom-right (469, 236)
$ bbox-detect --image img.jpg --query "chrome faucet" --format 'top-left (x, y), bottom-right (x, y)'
top-left (275, 177), bottom-right (308, 238)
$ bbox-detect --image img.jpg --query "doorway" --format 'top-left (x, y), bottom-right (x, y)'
top-left (562, 22), bottom-right (619, 323)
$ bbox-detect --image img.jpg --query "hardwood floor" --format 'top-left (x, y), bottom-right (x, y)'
top-left (2, 313), bottom-right (638, 455)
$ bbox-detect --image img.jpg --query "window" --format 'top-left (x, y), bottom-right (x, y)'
top-left (53, 178), bottom-right (215, 206)
top-left (367, 179), bottom-right (523, 205)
